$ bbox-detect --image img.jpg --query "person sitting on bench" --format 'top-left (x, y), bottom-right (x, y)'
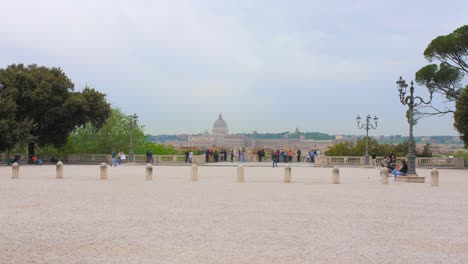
top-left (391, 160), bottom-right (408, 181)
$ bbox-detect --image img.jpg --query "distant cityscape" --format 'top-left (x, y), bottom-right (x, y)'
top-left (146, 113), bottom-right (464, 155)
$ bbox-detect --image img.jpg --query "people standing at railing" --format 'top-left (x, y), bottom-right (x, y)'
top-left (214, 150), bottom-right (219, 162)
top-left (230, 149), bottom-right (234, 162)
top-left (371, 153), bottom-right (376, 167)
top-left (205, 149), bottom-right (209, 163)
top-left (257, 149), bottom-right (262, 162)
top-left (118, 149), bottom-right (125, 166)
top-left (188, 151), bottom-right (193, 164)
top-left (297, 149), bottom-right (301, 162)
top-left (310, 150), bottom-right (315, 163)
top-left (185, 151), bottom-right (190, 163)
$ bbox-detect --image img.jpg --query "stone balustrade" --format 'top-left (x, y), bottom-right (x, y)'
top-left (0, 153), bottom-right (467, 168)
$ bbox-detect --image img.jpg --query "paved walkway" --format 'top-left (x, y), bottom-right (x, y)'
top-left (1, 165), bottom-right (467, 263)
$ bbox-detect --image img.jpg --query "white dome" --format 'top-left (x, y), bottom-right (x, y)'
top-left (213, 113), bottom-right (228, 129)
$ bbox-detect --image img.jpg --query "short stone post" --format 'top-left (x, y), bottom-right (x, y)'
top-left (284, 165), bottom-right (291, 183)
top-left (11, 162), bottom-right (19, 179)
top-left (56, 161), bottom-right (64, 179)
top-left (237, 165), bottom-right (245, 182)
top-left (380, 167), bottom-right (389, 185)
top-left (431, 168), bottom-right (439, 187)
top-left (100, 163), bottom-right (108, 180)
top-left (146, 164), bottom-right (153, 180)
top-left (332, 166), bottom-right (340, 184)
top-left (191, 164), bottom-right (198, 181)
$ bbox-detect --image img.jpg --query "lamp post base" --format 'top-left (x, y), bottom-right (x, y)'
top-left (397, 175), bottom-right (425, 183)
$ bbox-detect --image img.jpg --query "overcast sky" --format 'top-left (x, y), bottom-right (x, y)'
top-left (1, 0), bottom-right (467, 136)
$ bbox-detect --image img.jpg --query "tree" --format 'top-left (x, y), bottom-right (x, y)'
top-left (61, 108), bottom-right (178, 155)
top-left (420, 143), bottom-right (433, 157)
top-left (0, 64), bottom-right (111, 161)
top-left (454, 87), bottom-right (468, 147)
top-left (324, 138), bottom-right (408, 157)
top-left (415, 25), bottom-right (467, 116)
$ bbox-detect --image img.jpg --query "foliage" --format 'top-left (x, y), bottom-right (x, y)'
top-left (60, 108), bottom-right (178, 155)
top-left (415, 25), bottom-right (467, 116)
top-left (420, 143), bottom-right (433, 157)
top-left (0, 64), bottom-right (111, 156)
top-left (325, 138), bottom-right (413, 157)
top-left (454, 87), bottom-right (468, 147)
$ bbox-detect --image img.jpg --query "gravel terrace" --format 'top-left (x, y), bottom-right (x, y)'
top-left (1, 165), bottom-right (467, 264)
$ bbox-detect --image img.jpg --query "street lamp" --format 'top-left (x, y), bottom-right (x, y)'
top-left (129, 113), bottom-right (138, 163)
top-left (396, 76), bottom-right (436, 175)
top-left (356, 114), bottom-right (378, 165)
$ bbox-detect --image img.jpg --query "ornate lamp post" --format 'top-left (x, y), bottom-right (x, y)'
top-left (396, 76), bottom-right (436, 175)
top-left (129, 113), bottom-right (138, 163)
top-left (356, 114), bottom-right (378, 165)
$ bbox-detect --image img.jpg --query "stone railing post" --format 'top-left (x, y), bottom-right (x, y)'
top-left (380, 167), bottom-right (388, 185)
top-left (284, 165), bottom-right (291, 183)
top-left (191, 164), bottom-right (198, 181)
top-left (237, 165), bottom-right (245, 182)
top-left (56, 161), bottom-right (64, 179)
top-left (332, 166), bottom-right (340, 184)
top-left (431, 168), bottom-right (439, 187)
top-left (146, 164), bottom-right (153, 180)
top-left (11, 162), bottom-right (19, 179)
top-left (100, 163), bottom-right (107, 180)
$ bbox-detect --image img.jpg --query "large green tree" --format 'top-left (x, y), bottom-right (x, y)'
top-left (454, 87), bottom-right (468, 147)
top-left (61, 108), bottom-right (177, 155)
top-left (415, 25), bottom-right (467, 116)
top-left (0, 64), bottom-right (111, 161)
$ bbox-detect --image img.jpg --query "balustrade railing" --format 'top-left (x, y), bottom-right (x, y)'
top-left (0, 153), bottom-right (466, 168)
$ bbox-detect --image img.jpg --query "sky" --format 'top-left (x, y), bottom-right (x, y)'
top-left (1, 0), bottom-right (467, 136)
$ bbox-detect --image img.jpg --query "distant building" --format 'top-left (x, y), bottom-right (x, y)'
top-left (184, 114), bottom-right (334, 150)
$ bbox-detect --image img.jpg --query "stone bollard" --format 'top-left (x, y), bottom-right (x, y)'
top-left (56, 161), bottom-right (64, 179)
top-left (191, 164), bottom-right (198, 181)
top-left (380, 167), bottom-right (389, 185)
top-left (431, 168), bottom-right (439, 187)
top-left (237, 165), bottom-right (245, 182)
top-left (332, 166), bottom-right (340, 184)
top-left (100, 163), bottom-right (108, 180)
top-left (11, 162), bottom-right (19, 179)
top-left (284, 165), bottom-right (291, 183)
top-left (146, 164), bottom-right (153, 180)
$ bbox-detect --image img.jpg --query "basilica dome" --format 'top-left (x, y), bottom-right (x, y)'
top-left (212, 113), bottom-right (228, 136)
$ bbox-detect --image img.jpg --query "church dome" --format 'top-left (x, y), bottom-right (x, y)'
top-left (212, 113), bottom-right (228, 136)
top-left (213, 113), bottom-right (228, 129)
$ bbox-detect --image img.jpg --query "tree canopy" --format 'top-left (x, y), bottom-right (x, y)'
top-left (324, 138), bottom-right (432, 158)
top-left (0, 64), bottom-right (111, 159)
top-left (415, 25), bottom-right (467, 115)
top-left (60, 108), bottom-right (178, 155)
top-left (454, 86), bottom-right (468, 147)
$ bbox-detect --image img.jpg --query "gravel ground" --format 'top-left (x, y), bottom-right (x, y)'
top-left (1, 164), bottom-right (467, 264)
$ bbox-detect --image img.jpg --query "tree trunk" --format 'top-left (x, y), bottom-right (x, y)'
top-left (28, 142), bottom-right (35, 164)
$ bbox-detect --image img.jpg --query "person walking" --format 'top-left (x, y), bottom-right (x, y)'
top-left (188, 151), bottom-right (193, 164)
top-left (146, 149), bottom-right (154, 164)
top-left (272, 150), bottom-right (278, 168)
top-left (371, 153), bottom-right (376, 167)
top-left (111, 149), bottom-right (117, 167)
top-left (230, 149), bottom-right (234, 163)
